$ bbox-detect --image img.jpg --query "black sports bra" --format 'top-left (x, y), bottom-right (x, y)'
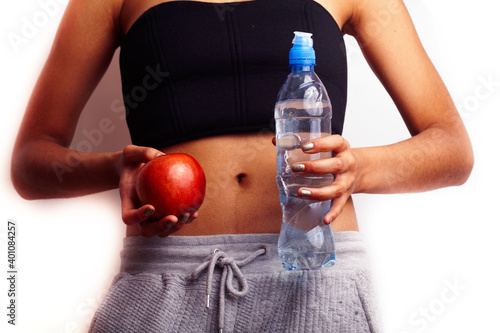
top-left (120, 0), bottom-right (347, 149)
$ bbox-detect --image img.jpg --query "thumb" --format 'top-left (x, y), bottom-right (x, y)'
top-left (123, 145), bottom-right (165, 164)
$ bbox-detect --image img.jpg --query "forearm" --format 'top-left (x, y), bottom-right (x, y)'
top-left (11, 139), bottom-right (122, 200)
top-left (352, 124), bottom-right (474, 194)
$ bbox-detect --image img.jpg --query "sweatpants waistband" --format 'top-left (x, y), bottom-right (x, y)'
top-left (120, 231), bottom-right (369, 275)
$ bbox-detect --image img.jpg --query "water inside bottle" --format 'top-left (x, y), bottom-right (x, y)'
top-left (275, 84), bottom-right (336, 270)
top-left (277, 174), bottom-right (336, 270)
top-left (275, 115), bottom-right (336, 270)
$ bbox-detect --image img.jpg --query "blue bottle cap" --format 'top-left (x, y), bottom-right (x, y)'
top-left (289, 31), bottom-right (316, 66)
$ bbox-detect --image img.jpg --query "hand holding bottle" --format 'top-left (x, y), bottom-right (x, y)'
top-left (290, 134), bottom-right (358, 225)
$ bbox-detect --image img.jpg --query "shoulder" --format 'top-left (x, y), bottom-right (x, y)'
top-left (64, 0), bottom-right (125, 38)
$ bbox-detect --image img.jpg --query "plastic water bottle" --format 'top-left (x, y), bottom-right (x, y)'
top-left (275, 31), bottom-right (336, 270)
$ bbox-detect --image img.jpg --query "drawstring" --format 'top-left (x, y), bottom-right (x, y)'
top-left (188, 246), bottom-right (267, 333)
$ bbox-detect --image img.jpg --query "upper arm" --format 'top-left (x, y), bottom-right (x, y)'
top-left (345, 0), bottom-right (460, 136)
top-left (15, 0), bottom-right (123, 149)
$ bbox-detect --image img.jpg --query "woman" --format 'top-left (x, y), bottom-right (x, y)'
top-left (11, 0), bottom-right (473, 331)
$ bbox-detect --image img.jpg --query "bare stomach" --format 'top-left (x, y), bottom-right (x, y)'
top-left (126, 132), bottom-right (359, 236)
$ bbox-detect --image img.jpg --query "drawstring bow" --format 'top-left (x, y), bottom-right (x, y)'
top-left (189, 246), bottom-right (267, 333)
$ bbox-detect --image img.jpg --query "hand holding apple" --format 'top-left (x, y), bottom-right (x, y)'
top-left (119, 145), bottom-right (202, 237)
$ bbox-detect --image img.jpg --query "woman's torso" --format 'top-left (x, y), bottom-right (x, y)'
top-left (120, 0), bottom-right (359, 236)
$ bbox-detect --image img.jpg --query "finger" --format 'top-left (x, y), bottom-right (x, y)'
top-left (122, 204), bottom-right (156, 226)
top-left (298, 183), bottom-right (343, 201)
top-left (158, 214), bottom-right (189, 237)
top-left (120, 165), bottom-right (147, 225)
top-left (185, 211), bottom-right (199, 224)
top-left (140, 215), bottom-right (178, 237)
top-left (171, 214), bottom-right (189, 231)
top-left (292, 157), bottom-right (347, 175)
top-left (302, 135), bottom-right (349, 154)
top-left (119, 162), bottom-right (140, 196)
top-left (297, 173), bottom-right (354, 201)
top-left (123, 145), bottom-right (165, 165)
top-left (323, 193), bottom-right (350, 225)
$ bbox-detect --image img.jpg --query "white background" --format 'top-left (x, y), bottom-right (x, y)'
top-left (1, 0), bottom-right (499, 332)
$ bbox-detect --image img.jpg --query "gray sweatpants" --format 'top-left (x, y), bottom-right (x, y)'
top-left (89, 232), bottom-right (382, 332)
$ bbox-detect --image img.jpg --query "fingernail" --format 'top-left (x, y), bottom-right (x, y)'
top-left (302, 142), bottom-right (314, 151)
top-left (185, 216), bottom-right (197, 224)
top-left (144, 207), bottom-right (154, 217)
top-left (326, 217), bottom-right (334, 225)
top-left (300, 189), bottom-right (312, 197)
top-left (180, 214), bottom-right (189, 223)
top-left (292, 164), bottom-right (305, 172)
top-left (156, 153), bottom-right (165, 157)
top-left (164, 221), bottom-right (175, 229)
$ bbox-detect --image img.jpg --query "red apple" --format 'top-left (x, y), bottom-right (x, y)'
top-left (135, 153), bottom-right (206, 219)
